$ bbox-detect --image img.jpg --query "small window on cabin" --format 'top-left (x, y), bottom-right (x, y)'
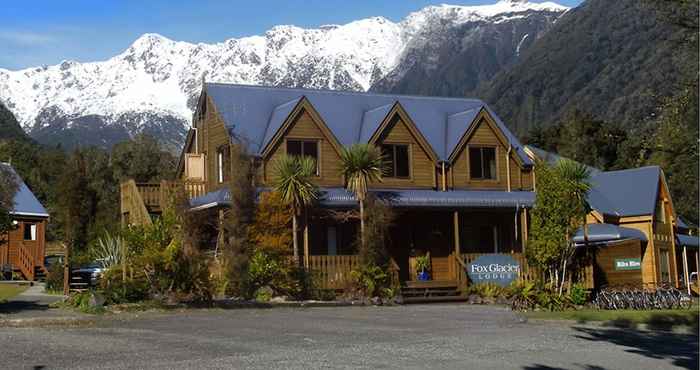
top-left (287, 140), bottom-right (319, 175)
top-left (217, 149), bottom-right (224, 183)
top-left (23, 223), bottom-right (37, 241)
top-left (469, 147), bottom-right (497, 180)
top-left (655, 201), bottom-right (666, 223)
top-left (381, 144), bottom-right (410, 178)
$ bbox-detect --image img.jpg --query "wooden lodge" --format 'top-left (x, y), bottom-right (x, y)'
top-left (120, 83), bottom-right (698, 297)
top-left (1, 163), bottom-right (49, 281)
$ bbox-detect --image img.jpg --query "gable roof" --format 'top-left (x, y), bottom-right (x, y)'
top-left (1, 163), bottom-right (49, 218)
top-left (588, 166), bottom-right (662, 218)
top-left (204, 83), bottom-right (532, 165)
top-left (523, 145), bottom-right (601, 175)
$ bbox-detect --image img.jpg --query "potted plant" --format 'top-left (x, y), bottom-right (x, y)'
top-left (415, 254), bottom-right (431, 281)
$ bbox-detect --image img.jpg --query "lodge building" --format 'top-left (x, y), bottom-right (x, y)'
top-left (120, 83), bottom-right (698, 297)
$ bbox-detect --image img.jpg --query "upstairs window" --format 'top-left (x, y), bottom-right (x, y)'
top-left (216, 146), bottom-right (230, 184)
top-left (287, 140), bottom-right (319, 175)
top-left (23, 223), bottom-right (37, 241)
top-left (382, 144), bottom-right (410, 178)
top-left (469, 147), bottom-right (497, 180)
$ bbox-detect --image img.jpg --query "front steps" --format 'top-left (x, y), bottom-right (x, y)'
top-left (400, 280), bottom-right (465, 303)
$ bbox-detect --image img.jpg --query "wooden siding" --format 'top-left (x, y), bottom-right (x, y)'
top-left (198, 96), bottom-right (232, 192)
top-left (0, 218), bottom-right (47, 281)
top-left (451, 118), bottom-right (532, 191)
top-left (374, 116), bottom-right (436, 189)
top-left (593, 239), bottom-right (643, 287)
top-left (262, 109), bottom-right (344, 187)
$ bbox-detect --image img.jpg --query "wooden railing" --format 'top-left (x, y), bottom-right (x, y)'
top-left (308, 255), bottom-right (359, 290)
top-left (17, 243), bottom-right (34, 281)
top-left (120, 179), bottom-right (208, 227)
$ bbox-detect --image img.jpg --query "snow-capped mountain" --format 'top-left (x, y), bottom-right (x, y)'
top-left (0, 0), bottom-right (568, 151)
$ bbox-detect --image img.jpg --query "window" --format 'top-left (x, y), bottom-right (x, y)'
top-left (655, 201), bottom-right (666, 223)
top-left (23, 223), bottom-right (36, 241)
top-left (659, 249), bottom-right (671, 282)
top-left (381, 144), bottom-right (410, 178)
top-left (217, 149), bottom-right (224, 183)
top-left (287, 140), bottom-right (319, 174)
top-left (469, 147), bottom-right (497, 180)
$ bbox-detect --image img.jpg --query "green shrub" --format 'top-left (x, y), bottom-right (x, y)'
top-left (64, 291), bottom-right (105, 314)
top-left (568, 283), bottom-right (588, 306)
top-left (535, 284), bottom-right (571, 311)
top-left (45, 263), bottom-right (64, 293)
top-left (510, 281), bottom-right (537, 311)
top-left (350, 264), bottom-right (389, 298)
top-left (100, 267), bottom-right (149, 304)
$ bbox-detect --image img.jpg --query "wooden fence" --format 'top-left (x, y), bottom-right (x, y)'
top-left (308, 255), bottom-right (359, 290)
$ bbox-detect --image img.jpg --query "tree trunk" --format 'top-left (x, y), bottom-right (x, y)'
top-left (359, 199), bottom-right (365, 249)
top-left (292, 209), bottom-right (299, 266)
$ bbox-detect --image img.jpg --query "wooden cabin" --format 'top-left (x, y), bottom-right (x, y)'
top-left (122, 83), bottom-right (538, 298)
top-left (0, 163), bottom-right (49, 281)
top-left (525, 146), bottom-right (699, 291)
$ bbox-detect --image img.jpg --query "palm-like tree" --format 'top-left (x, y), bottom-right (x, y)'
top-left (339, 144), bottom-right (384, 248)
top-left (554, 159), bottom-right (591, 294)
top-left (273, 155), bottom-right (318, 265)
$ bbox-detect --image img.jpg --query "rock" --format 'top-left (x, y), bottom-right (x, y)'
top-left (496, 296), bottom-right (513, 305)
top-left (88, 292), bottom-right (105, 307)
top-left (370, 296), bottom-right (382, 306)
top-left (269, 296), bottom-right (288, 303)
top-left (467, 294), bottom-right (483, 305)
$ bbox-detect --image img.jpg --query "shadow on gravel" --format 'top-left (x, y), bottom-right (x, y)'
top-left (0, 300), bottom-right (52, 314)
top-left (523, 365), bottom-right (606, 370)
top-left (573, 326), bottom-right (699, 370)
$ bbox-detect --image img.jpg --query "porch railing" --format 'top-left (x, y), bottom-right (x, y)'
top-left (17, 243), bottom-right (34, 281)
top-left (120, 179), bottom-right (208, 226)
top-left (308, 255), bottom-right (359, 290)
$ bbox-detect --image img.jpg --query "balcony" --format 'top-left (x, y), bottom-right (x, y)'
top-left (120, 179), bottom-right (207, 226)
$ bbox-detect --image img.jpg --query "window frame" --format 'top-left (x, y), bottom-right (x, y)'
top-left (285, 138), bottom-right (321, 176)
top-left (381, 143), bottom-right (411, 179)
top-left (216, 148), bottom-right (224, 184)
top-left (467, 145), bottom-right (498, 181)
top-left (23, 223), bottom-right (37, 241)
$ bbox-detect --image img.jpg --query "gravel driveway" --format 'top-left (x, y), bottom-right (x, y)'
top-left (0, 304), bottom-right (696, 369)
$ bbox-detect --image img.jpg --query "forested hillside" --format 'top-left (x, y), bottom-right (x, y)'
top-left (478, 0), bottom-right (698, 135)
top-left (0, 103), bottom-right (28, 142)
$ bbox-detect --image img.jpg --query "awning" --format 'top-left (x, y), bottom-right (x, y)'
top-left (318, 188), bottom-right (534, 209)
top-left (573, 223), bottom-right (648, 246)
top-left (677, 234), bottom-right (699, 249)
top-left (189, 187), bottom-right (534, 211)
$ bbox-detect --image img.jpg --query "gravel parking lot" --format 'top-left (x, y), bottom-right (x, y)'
top-left (0, 304), bottom-right (696, 369)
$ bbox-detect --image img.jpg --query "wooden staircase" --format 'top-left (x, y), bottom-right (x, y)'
top-left (400, 280), bottom-right (466, 303)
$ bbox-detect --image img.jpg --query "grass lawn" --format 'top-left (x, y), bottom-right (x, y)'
top-left (526, 306), bottom-right (699, 331)
top-left (0, 283), bottom-right (29, 302)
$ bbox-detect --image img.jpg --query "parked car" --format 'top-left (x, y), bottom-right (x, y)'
top-left (44, 255), bottom-right (64, 271)
top-left (71, 261), bottom-right (107, 288)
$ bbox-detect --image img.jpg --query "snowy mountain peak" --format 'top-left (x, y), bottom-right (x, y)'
top-left (0, 1), bottom-right (568, 151)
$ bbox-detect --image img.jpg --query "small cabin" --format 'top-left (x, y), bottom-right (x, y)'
top-left (0, 163), bottom-right (49, 281)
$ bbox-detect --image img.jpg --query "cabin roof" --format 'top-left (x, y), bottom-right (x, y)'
top-left (523, 146), bottom-right (662, 218)
top-left (1, 163), bottom-right (49, 218)
top-left (588, 166), bottom-right (661, 218)
top-left (677, 234), bottom-right (699, 248)
top-left (204, 83), bottom-right (532, 164)
top-left (572, 223), bottom-right (648, 246)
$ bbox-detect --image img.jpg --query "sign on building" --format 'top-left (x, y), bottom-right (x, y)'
top-left (467, 254), bottom-right (521, 287)
top-left (614, 258), bottom-right (641, 271)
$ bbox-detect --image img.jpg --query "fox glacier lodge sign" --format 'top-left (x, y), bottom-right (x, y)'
top-left (467, 254), bottom-right (521, 286)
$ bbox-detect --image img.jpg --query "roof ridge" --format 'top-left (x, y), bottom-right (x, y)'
top-left (205, 82), bottom-right (485, 103)
top-left (597, 165), bottom-right (660, 176)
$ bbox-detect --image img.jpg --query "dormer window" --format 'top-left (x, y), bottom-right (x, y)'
top-left (469, 147), bottom-right (496, 180)
top-left (287, 140), bottom-right (319, 175)
top-left (382, 144), bottom-right (410, 178)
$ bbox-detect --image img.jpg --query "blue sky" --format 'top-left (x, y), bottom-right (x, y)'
top-left (1, 0), bottom-right (583, 70)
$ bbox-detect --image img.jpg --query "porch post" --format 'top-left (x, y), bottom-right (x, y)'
top-left (303, 212), bottom-right (310, 269)
top-left (522, 208), bottom-right (529, 254)
top-left (506, 146), bottom-right (512, 192)
top-left (682, 246), bottom-right (690, 295)
top-left (453, 211), bottom-right (461, 257)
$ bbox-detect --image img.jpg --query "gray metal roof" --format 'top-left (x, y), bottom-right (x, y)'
top-left (588, 166), bottom-right (661, 217)
top-left (572, 223), bottom-right (647, 245)
top-left (677, 234), bottom-right (699, 248)
top-left (204, 83), bottom-right (533, 165)
top-left (189, 186), bottom-right (534, 210)
top-left (523, 145), bottom-right (602, 175)
top-left (1, 163), bottom-right (49, 218)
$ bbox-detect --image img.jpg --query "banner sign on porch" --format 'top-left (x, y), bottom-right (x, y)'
top-left (614, 258), bottom-right (641, 271)
top-left (467, 254), bottom-right (520, 287)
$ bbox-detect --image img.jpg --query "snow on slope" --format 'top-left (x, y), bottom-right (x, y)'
top-left (0, 0), bottom-right (568, 146)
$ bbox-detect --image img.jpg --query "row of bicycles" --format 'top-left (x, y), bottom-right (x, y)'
top-left (593, 283), bottom-right (694, 310)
